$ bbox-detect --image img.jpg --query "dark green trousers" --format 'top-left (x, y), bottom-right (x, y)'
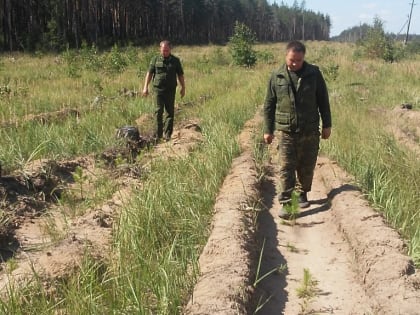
top-left (277, 130), bottom-right (320, 202)
top-left (155, 90), bottom-right (176, 139)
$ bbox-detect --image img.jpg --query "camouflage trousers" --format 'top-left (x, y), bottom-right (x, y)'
top-left (277, 130), bottom-right (320, 202)
top-left (155, 90), bottom-right (176, 139)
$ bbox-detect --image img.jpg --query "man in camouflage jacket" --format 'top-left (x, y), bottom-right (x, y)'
top-left (263, 40), bottom-right (332, 219)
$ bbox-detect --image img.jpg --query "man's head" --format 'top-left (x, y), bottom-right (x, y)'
top-left (160, 40), bottom-right (171, 58)
top-left (285, 41), bottom-right (305, 72)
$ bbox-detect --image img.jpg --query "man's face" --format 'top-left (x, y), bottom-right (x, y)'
top-left (286, 50), bottom-right (304, 72)
top-left (160, 44), bottom-right (171, 58)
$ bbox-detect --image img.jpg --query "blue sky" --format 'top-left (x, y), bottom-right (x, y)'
top-left (269, 0), bottom-right (419, 36)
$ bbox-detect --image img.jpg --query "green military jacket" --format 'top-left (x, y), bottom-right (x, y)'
top-left (148, 54), bottom-right (184, 93)
top-left (264, 61), bottom-right (331, 134)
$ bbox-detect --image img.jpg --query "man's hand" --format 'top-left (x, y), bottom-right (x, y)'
top-left (180, 86), bottom-right (185, 98)
top-left (142, 72), bottom-right (153, 97)
top-left (264, 133), bottom-right (274, 144)
top-left (321, 127), bottom-right (331, 139)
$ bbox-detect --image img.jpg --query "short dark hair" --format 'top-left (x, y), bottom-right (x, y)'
top-left (286, 41), bottom-right (306, 54)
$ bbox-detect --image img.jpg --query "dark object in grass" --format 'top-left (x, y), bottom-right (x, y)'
top-left (401, 103), bottom-right (413, 110)
top-left (116, 126), bottom-right (140, 143)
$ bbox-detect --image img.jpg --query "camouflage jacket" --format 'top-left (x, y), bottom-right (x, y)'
top-left (264, 61), bottom-right (331, 134)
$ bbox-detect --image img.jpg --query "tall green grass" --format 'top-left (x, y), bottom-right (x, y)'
top-left (0, 43), bottom-right (419, 313)
top-left (0, 45), bottom-right (267, 313)
top-left (313, 42), bottom-right (420, 264)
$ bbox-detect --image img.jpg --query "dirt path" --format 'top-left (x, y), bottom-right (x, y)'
top-left (1, 107), bottom-right (419, 313)
top-left (256, 159), bottom-right (374, 314)
top-left (185, 112), bottom-right (420, 314)
top-left (256, 156), bottom-right (419, 314)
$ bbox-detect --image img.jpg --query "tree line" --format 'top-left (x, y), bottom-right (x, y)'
top-left (332, 23), bottom-right (420, 43)
top-left (0, 0), bottom-right (331, 52)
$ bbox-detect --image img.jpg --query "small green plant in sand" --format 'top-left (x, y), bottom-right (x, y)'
top-left (296, 268), bottom-right (320, 314)
top-left (286, 242), bottom-right (299, 253)
top-left (296, 268), bottom-right (319, 299)
top-left (72, 166), bottom-right (88, 200)
top-left (281, 191), bottom-right (300, 222)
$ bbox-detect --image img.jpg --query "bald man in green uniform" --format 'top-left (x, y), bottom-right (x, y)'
top-left (142, 40), bottom-right (185, 141)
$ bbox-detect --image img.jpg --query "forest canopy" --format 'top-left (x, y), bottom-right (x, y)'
top-left (0, 0), bottom-right (331, 52)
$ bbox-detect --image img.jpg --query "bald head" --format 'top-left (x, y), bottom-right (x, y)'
top-left (160, 40), bottom-right (171, 58)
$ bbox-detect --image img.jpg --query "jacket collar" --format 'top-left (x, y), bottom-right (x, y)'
top-left (275, 61), bottom-right (314, 78)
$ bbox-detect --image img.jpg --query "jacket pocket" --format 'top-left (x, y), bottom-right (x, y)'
top-left (276, 80), bottom-right (290, 94)
top-left (156, 65), bottom-right (166, 74)
top-left (277, 112), bottom-right (290, 125)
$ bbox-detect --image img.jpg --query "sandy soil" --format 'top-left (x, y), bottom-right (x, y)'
top-left (0, 119), bottom-right (204, 292)
top-left (185, 110), bottom-right (420, 314)
top-left (0, 106), bottom-right (419, 314)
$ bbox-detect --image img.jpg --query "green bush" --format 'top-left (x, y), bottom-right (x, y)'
top-left (62, 47), bottom-right (81, 78)
top-left (256, 50), bottom-right (275, 64)
top-left (81, 42), bottom-right (103, 71)
top-left (104, 44), bottom-right (128, 74)
top-left (229, 21), bottom-right (257, 67)
top-left (356, 17), bottom-right (396, 62)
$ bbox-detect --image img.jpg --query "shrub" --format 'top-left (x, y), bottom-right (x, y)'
top-left (62, 47), bottom-right (81, 78)
top-left (229, 21), bottom-right (257, 67)
top-left (104, 44), bottom-right (128, 74)
top-left (356, 17), bottom-right (397, 62)
top-left (256, 50), bottom-right (275, 64)
top-left (81, 42), bottom-right (103, 71)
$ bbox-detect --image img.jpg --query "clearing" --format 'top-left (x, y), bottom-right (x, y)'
top-left (1, 106), bottom-right (419, 314)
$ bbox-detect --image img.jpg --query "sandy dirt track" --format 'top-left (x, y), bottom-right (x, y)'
top-left (185, 113), bottom-right (419, 314)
